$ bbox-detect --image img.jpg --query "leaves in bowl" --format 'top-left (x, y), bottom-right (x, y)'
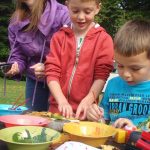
top-left (12, 128), bottom-right (59, 143)
top-left (51, 113), bottom-right (64, 120)
top-left (12, 129), bottom-right (33, 143)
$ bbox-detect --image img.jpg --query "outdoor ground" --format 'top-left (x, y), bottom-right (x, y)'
top-left (0, 77), bottom-right (25, 104)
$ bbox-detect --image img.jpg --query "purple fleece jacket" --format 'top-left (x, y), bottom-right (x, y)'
top-left (8, 0), bottom-right (70, 80)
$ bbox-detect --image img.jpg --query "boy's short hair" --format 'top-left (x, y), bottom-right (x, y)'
top-left (114, 19), bottom-right (150, 58)
top-left (67, 0), bottom-right (101, 4)
top-left (81, 0), bottom-right (101, 3)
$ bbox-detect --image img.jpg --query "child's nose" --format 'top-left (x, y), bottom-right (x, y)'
top-left (77, 12), bottom-right (85, 20)
top-left (122, 70), bottom-right (132, 79)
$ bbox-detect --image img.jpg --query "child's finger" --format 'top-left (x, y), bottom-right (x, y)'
top-left (79, 110), bottom-right (87, 120)
top-left (75, 108), bottom-right (81, 119)
top-left (62, 107), bottom-right (66, 117)
top-left (114, 118), bottom-right (132, 128)
top-left (30, 63), bottom-right (44, 71)
top-left (87, 110), bottom-right (100, 121)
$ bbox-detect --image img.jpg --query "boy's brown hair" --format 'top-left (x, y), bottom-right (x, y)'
top-left (67, 0), bottom-right (101, 5)
top-left (114, 19), bottom-right (150, 58)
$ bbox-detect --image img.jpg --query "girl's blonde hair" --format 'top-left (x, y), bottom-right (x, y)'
top-left (11, 0), bottom-right (46, 31)
top-left (114, 19), bottom-right (150, 58)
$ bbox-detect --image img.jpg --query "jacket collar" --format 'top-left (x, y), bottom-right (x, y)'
top-left (61, 23), bottom-right (106, 37)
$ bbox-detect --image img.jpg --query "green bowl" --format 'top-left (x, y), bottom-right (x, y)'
top-left (0, 126), bottom-right (61, 150)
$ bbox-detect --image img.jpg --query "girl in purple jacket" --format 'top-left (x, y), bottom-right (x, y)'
top-left (6, 0), bottom-right (70, 111)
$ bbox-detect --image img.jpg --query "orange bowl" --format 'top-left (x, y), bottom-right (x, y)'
top-left (63, 121), bottom-right (117, 147)
top-left (0, 115), bottom-right (49, 127)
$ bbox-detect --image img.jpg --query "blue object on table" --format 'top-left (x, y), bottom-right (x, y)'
top-left (0, 104), bottom-right (28, 116)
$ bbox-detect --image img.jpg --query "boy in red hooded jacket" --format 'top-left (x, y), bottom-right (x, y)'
top-left (45, 0), bottom-right (114, 120)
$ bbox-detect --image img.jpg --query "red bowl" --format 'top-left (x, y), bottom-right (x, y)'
top-left (0, 115), bottom-right (49, 127)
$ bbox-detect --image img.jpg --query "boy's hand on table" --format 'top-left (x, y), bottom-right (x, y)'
top-left (75, 97), bottom-right (100, 120)
top-left (86, 104), bottom-right (104, 122)
top-left (75, 102), bottom-right (88, 120)
top-left (113, 118), bottom-right (136, 128)
top-left (58, 102), bottom-right (73, 119)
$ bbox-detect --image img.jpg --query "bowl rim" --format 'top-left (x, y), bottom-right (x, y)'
top-left (0, 115), bottom-right (50, 126)
top-left (0, 126), bottom-right (61, 145)
top-left (63, 121), bottom-right (117, 138)
top-left (0, 104), bottom-right (28, 111)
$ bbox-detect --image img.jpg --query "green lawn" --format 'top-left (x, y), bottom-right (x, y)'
top-left (0, 77), bottom-right (25, 104)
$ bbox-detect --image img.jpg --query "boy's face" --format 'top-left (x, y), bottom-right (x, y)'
top-left (115, 51), bottom-right (150, 85)
top-left (66, 0), bottom-right (100, 34)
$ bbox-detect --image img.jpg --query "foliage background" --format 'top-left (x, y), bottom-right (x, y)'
top-left (0, 0), bottom-right (150, 61)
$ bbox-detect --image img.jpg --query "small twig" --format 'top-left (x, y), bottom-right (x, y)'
top-left (92, 91), bottom-right (103, 123)
top-left (10, 93), bottom-right (23, 109)
top-left (12, 98), bottom-right (30, 110)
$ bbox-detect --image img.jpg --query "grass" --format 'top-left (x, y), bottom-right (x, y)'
top-left (0, 77), bottom-right (25, 104)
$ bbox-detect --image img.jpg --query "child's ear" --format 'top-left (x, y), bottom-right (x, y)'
top-left (95, 3), bottom-right (101, 14)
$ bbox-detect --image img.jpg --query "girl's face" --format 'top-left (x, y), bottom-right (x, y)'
top-left (66, 0), bottom-right (100, 35)
top-left (115, 51), bottom-right (150, 85)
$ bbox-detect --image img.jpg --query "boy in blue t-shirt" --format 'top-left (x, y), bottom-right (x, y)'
top-left (87, 19), bottom-right (150, 130)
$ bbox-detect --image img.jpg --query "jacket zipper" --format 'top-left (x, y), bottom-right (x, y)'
top-left (67, 37), bottom-right (83, 98)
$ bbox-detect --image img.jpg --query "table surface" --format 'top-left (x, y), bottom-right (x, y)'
top-left (0, 121), bottom-right (126, 150)
top-left (0, 140), bottom-right (126, 150)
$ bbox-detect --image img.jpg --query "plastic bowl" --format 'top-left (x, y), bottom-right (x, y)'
top-left (63, 121), bottom-right (117, 147)
top-left (0, 104), bottom-right (28, 116)
top-left (0, 115), bottom-right (50, 127)
top-left (0, 126), bottom-right (61, 150)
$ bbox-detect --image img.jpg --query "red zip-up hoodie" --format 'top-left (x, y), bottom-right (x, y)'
top-left (45, 24), bottom-right (114, 113)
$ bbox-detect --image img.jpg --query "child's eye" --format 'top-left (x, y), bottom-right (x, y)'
top-left (84, 9), bottom-right (93, 14)
top-left (85, 11), bottom-right (91, 14)
top-left (72, 10), bottom-right (79, 14)
top-left (117, 64), bottom-right (124, 68)
top-left (131, 68), bottom-right (141, 71)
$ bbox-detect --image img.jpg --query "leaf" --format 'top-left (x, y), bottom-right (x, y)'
top-left (49, 132), bottom-right (59, 141)
top-left (51, 113), bottom-right (64, 120)
top-left (32, 128), bottom-right (47, 143)
top-left (12, 130), bottom-right (33, 143)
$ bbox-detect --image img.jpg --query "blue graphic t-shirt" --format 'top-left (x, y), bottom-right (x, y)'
top-left (100, 76), bottom-right (150, 130)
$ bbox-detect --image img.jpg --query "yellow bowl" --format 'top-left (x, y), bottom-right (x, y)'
top-left (63, 121), bottom-right (116, 147)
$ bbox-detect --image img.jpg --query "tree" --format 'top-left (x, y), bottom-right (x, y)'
top-left (99, 0), bottom-right (150, 37)
top-left (97, 0), bottom-right (126, 36)
top-left (0, 0), bottom-right (150, 61)
top-left (0, 1), bottom-right (14, 61)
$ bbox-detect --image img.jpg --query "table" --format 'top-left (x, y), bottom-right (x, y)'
top-left (0, 121), bottom-right (126, 150)
top-left (0, 140), bottom-right (125, 150)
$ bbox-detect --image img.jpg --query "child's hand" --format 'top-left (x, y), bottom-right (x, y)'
top-left (75, 93), bottom-right (95, 120)
top-left (58, 102), bottom-right (73, 119)
top-left (86, 104), bottom-right (104, 122)
top-left (30, 63), bottom-right (45, 79)
top-left (75, 97), bottom-right (101, 120)
top-left (5, 62), bottom-right (19, 76)
top-left (113, 118), bottom-right (136, 128)
top-left (75, 100), bottom-right (89, 120)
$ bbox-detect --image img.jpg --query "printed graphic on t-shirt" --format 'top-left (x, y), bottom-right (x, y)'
top-left (108, 93), bottom-right (150, 130)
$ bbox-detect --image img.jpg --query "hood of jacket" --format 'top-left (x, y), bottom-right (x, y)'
top-left (59, 23), bottom-right (106, 38)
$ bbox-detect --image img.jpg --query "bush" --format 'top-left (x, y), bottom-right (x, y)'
top-left (0, 2), bottom-right (14, 61)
